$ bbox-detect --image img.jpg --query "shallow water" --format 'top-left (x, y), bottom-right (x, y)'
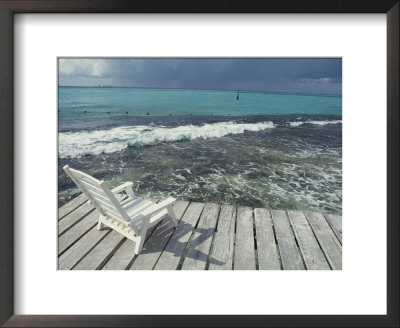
top-left (58, 114), bottom-right (342, 215)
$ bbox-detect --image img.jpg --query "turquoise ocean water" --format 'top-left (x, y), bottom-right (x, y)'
top-left (58, 87), bottom-right (342, 214)
top-left (59, 86), bottom-right (341, 118)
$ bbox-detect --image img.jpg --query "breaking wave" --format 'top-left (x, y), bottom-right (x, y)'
top-left (289, 120), bottom-right (342, 127)
top-left (59, 121), bottom-right (275, 158)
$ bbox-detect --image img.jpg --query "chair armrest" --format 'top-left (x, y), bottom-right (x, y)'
top-left (111, 182), bottom-right (134, 194)
top-left (141, 197), bottom-right (176, 216)
top-left (128, 197), bottom-right (176, 224)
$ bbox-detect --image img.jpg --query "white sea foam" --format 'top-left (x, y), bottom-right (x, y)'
top-left (289, 120), bottom-right (342, 127)
top-left (58, 121), bottom-right (275, 158)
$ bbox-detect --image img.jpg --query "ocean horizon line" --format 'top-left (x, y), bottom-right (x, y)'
top-left (58, 85), bottom-right (342, 98)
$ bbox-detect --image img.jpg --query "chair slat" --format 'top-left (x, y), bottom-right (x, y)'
top-left (121, 196), bottom-right (145, 208)
top-left (126, 201), bottom-right (155, 219)
top-left (103, 210), bottom-right (127, 225)
top-left (82, 185), bottom-right (114, 204)
top-left (92, 197), bottom-right (123, 219)
top-left (79, 179), bottom-right (104, 194)
top-left (69, 169), bottom-right (100, 184)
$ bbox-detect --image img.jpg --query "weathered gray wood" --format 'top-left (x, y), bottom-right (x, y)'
top-left (306, 212), bottom-right (342, 270)
top-left (130, 201), bottom-right (190, 270)
top-left (154, 202), bottom-right (205, 270)
top-left (58, 194), bottom-right (342, 271)
top-left (181, 203), bottom-right (219, 270)
top-left (58, 193), bottom-right (87, 220)
top-left (58, 210), bottom-right (99, 255)
top-left (254, 208), bottom-right (281, 270)
top-left (324, 214), bottom-right (342, 243)
top-left (101, 239), bottom-right (136, 270)
top-left (73, 230), bottom-right (126, 270)
top-left (59, 194), bottom-right (126, 254)
top-left (234, 206), bottom-right (256, 270)
top-left (287, 210), bottom-right (330, 270)
top-left (58, 226), bottom-right (110, 270)
top-left (58, 201), bottom-right (96, 236)
top-left (209, 204), bottom-right (236, 270)
top-left (271, 210), bottom-right (305, 270)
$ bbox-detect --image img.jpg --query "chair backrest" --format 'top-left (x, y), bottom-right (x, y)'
top-left (63, 165), bottom-right (130, 225)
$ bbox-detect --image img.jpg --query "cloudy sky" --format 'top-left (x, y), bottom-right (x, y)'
top-left (59, 58), bottom-right (342, 95)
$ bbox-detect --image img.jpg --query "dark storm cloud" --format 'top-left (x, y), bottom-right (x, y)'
top-left (59, 58), bottom-right (342, 95)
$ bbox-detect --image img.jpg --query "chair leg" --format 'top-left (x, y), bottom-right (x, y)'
top-left (168, 207), bottom-right (179, 227)
top-left (134, 236), bottom-right (145, 255)
top-left (97, 219), bottom-right (104, 231)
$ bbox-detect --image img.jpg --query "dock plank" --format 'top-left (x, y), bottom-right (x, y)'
top-left (287, 210), bottom-right (330, 270)
top-left (181, 203), bottom-right (219, 270)
top-left (324, 214), bottom-right (342, 243)
top-left (58, 194), bottom-right (127, 254)
top-left (234, 206), bottom-right (256, 270)
top-left (73, 230), bottom-right (126, 270)
top-left (58, 194), bottom-right (342, 271)
top-left (130, 200), bottom-right (190, 270)
top-left (101, 239), bottom-right (136, 270)
top-left (154, 202), bottom-right (205, 270)
top-left (58, 226), bottom-right (110, 270)
top-left (306, 212), bottom-right (342, 270)
top-left (58, 193), bottom-right (87, 220)
top-left (58, 202), bottom-right (95, 236)
top-left (58, 210), bottom-right (99, 255)
top-left (271, 210), bottom-right (305, 270)
top-left (254, 208), bottom-right (281, 270)
top-left (209, 204), bottom-right (236, 270)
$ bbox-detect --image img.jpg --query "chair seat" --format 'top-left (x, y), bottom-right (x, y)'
top-left (123, 197), bottom-right (157, 218)
top-left (103, 207), bottom-right (169, 233)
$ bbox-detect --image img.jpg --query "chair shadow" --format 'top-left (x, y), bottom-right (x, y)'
top-left (140, 218), bottom-right (225, 267)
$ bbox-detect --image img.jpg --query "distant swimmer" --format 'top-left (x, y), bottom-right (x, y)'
top-left (236, 89), bottom-right (239, 100)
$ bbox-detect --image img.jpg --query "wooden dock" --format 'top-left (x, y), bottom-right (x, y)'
top-left (58, 194), bottom-right (342, 270)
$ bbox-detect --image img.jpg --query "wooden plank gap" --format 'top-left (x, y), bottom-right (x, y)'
top-left (286, 210), bottom-right (308, 270)
top-left (252, 210), bottom-right (259, 270)
top-left (305, 212), bottom-right (342, 270)
top-left (58, 193), bottom-right (88, 220)
top-left (176, 230), bottom-right (196, 270)
top-left (271, 221), bottom-right (284, 270)
top-left (231, 205), bottom-right (238, 270)
top-left (96, 237), bottom-right (127, 270)
top-left (69, 231), bottom-right (112, 270)
top-left (204, 205), bottom-right (221, 270)
top-left (323, 214), bottom-right (342, 244)
top-left (58, 221), bottom-right (97, 257)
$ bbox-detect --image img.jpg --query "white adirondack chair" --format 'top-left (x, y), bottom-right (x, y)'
top-left (63, 165), bottom-right (178, 255)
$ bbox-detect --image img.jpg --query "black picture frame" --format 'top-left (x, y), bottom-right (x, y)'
top-left (0, 1), bottom-right (398, 327)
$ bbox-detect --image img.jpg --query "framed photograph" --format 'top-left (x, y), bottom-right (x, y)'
top-left (1, 0), bottom-right (398, 327)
